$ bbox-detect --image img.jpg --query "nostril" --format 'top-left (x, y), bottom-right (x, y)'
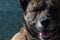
top-left (41, 20), bottom-right (51, 27)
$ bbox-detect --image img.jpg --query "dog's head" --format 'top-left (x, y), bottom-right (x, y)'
top-left (19, 0), bottom-right (60, 40)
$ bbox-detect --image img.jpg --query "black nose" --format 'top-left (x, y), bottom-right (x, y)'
top-left (41, 20), bottom-right (51, 27)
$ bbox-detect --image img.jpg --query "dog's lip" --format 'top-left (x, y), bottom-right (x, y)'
top-left (38, 31), bottom-right (52, 38)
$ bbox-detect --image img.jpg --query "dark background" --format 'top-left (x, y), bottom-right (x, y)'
top-left (0, 0), bottom-right (23, 40)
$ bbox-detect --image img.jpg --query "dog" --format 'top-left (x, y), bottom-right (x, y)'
top-left (11, 0), bottom-right (60, 40)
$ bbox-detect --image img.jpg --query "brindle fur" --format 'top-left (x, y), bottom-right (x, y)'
top-left (11, 0), bottom-right (60, 40)
top-left (11, 24), bottom-right (38, 40)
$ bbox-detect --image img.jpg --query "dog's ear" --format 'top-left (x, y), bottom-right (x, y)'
top-left (19, 0), bottom-right (30, 11)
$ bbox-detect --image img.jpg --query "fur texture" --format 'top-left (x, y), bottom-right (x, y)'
top-left (11, 0), bottom-right (60, 40)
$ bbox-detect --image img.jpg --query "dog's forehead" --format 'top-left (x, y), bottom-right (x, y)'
top-left (26, 0), bottom-right (43, 12)
top-left (26, 0), bottom-right (55, 12)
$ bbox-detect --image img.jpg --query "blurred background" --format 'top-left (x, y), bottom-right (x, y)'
top-left (0, 0), bottom-right (23, 40)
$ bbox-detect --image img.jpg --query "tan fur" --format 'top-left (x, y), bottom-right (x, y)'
top-left (11, 24), bottom-right (37, 40)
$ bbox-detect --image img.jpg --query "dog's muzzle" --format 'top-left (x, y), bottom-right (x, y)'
top-left (30, 15), bottom-right (56, 38)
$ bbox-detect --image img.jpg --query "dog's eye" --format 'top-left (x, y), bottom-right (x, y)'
top-left (49, 5), bottom-right (56, 13)
top-left (32, 8), bottom-right (44, 13)
top-left (32, 8), bottom-right (40, 13)
top-left (32, 5), bottom-right (46, 13)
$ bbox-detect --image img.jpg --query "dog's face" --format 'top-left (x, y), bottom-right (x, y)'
top-left (20, 0), bottom-right (59, 40)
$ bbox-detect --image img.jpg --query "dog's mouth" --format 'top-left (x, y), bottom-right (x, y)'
top-left (38, 30), bottom-right (53, 38)
top-left (38, 19), bottom-right (55, 39)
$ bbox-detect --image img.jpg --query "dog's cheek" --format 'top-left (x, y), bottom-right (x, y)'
top-left (24, 13), bottom-right (35, 22)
